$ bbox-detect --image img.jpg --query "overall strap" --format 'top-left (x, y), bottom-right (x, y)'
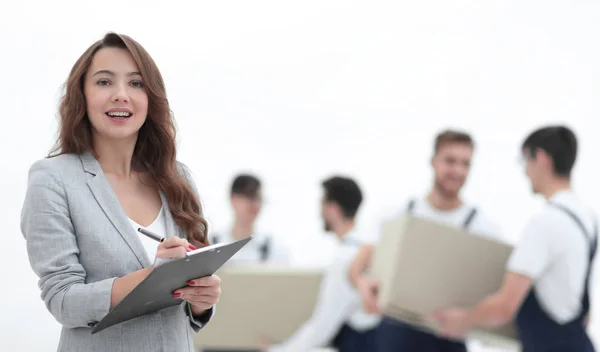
top-left (406, 199), bottom-right (416, 214)
top-left (549, 203), bottom-right (598, 312)
top-left (462, 208), bottom-right (478, 229)
top-left (549, 203), bottom-right (597, 259)
top-left (259, 237), bottom-right (271, 262)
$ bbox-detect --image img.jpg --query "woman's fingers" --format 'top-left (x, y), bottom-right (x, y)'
top-left (158, 246), bottom-right (187, 259)
top-left (161, 236), bottom-right (195, 250)
top-left (155, 237), bottom-right (196, 260)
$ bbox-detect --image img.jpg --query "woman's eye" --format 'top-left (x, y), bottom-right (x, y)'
top-left (96, 79), bottom-right (110, 86)
top-left (131, 80), bottom-right (144, 88)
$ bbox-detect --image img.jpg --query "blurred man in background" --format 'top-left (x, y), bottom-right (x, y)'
top-left (203, 174), bottom-right (290, 352)
top-left (349, 129), bottom-right (509, 352)
top-left (433, 125), bottom-right (596, 352)
top-left (210, 174), bottom-right (289, 265)
top-left (264, 176), bottom-right (380, 352)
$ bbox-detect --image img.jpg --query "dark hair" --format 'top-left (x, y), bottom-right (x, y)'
top-left (49, 32), bottom-right (208, 248)
top-left (434, 129), bottom-right (474, 154)
top-left (322, 176), bottom-right (363, 218)
top-left (231, 174), bottom-right (261, 197)
top-left (522, 125), bottom-right (577, 177)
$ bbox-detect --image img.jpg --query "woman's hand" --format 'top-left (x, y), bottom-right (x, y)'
top-left (154, 237), bottom-right (221, 314)
top-left (155, 236), bottom-right (196, 265)
top-left (112, 237), bottom-right (196, 309)
top-left (173, 275), bottom-right (221, 315)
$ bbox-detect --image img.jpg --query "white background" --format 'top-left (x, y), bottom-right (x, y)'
top-left (1, 1), bottom-right (599, 351)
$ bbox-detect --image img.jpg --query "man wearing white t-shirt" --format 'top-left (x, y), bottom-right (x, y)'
top-left (202, 174), bottom-right (288, 352)
top-left (433, 125), bottom-right (597, 352)
top-left (209, 174), bottom-right (289, 266)
top-left (348, 129), bottom-right (510, 352)
top-left (264, 176), bottom-right (380, 352)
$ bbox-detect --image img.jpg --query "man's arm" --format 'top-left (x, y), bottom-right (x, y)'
top-left (347, 244), bottom-right (381, 314)
top-left (433, 211), bottom-right (562, 339)
top-left (348, 244), bottom-right (373, 288)
top-left (267, 260), bottom-right (356, 352)
top-left (433, 272), bottom-right (532, 338)
top-left (465, 272), bottom-right (532, 328)
top-left (461, 213), bottom-right (552, 329)
top-left (585, 313), bottom-right (590, 327)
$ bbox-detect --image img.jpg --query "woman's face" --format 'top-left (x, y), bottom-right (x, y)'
top-left (83, 47), bottom-right (148, 143)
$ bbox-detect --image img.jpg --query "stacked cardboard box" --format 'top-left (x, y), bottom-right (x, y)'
top-left (195, 266), bottom-right (323, 350)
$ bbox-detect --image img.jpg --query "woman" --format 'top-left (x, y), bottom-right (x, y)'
top-left (20, 32), bottom-right (221, 352)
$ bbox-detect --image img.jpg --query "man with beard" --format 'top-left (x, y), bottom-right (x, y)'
top-left (432, 125), bottom-right (596, 352)
top-left (348, 129), bottom-right (507, 352)
top-left (263, 176), bottom-right (380, 352)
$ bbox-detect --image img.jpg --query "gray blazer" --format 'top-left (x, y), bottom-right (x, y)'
top-left (21, 151), bottom-right (213, 352)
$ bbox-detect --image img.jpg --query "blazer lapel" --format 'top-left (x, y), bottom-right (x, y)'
top-left (80, 151), bottom-right (152, 268)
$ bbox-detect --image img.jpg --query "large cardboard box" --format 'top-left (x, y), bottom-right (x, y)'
top-left (371, 214), bottom-right (520, 349)
top-left (195, 265), bottom-right (323, 350)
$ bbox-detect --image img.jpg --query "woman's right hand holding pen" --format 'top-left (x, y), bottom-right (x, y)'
top-left (154, 236), bottom-right (196, 266)
top-left (111, 236), bottom-right (197, 308)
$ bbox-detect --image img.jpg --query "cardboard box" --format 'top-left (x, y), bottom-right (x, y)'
top-left (371, 214), bottom-right (520, 349)
top-left (194, 265), bottom-right (323, 350)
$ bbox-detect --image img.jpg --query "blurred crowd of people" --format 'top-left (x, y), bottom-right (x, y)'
top-left (203, 125), bottom-right (596, 352)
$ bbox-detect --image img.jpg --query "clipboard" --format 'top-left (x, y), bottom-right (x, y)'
top-left (91, 236), bottom-right (252, 334)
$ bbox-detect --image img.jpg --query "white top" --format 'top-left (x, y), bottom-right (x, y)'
top-left (507, 190), bottom-right (597, 323)
top-left (128, 206), bottom-right (167, 262)
top-left (268, 229), bottom-right (381, 352)
top-left (209, 229), bottom-right (290, 266)
top-left (367, 197), bottom-right (505, 244)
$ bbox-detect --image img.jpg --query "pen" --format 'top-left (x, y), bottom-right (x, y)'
top-left (137, 227), bottom-right (165, 243)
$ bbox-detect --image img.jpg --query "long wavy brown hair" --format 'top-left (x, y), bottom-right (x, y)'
top-left (49, 32), bottom-right (208, 248)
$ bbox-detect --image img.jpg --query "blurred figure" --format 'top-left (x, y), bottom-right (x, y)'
top-left (348, 129), bottom-right (509, 352)
top-left (201, 174), bottom-right (291, 352)
top-left (210, 174), bottom-right (288, 265)
top-left (433, 125), bottom-right (596, 352)
top-left (263, 176), bottom-right (380, 352)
